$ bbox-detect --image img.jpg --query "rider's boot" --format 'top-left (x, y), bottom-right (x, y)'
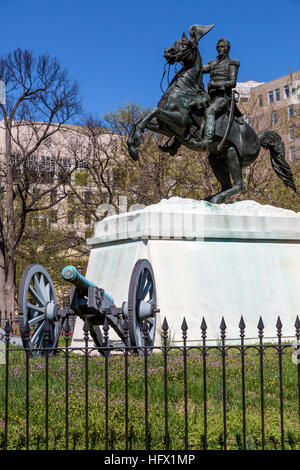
top-left (159, 137), bottom-right (181, 156)
top-left (186, 115), bottom-right (215, 151)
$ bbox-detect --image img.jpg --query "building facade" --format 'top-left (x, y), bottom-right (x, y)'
top-left (236, 71), bottom-right (300, 163)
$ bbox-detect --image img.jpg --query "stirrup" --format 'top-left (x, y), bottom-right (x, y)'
top-left (159, 140), bottom-right (179, 156)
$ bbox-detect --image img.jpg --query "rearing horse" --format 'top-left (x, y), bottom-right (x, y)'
top-left (127, 24), bottom-right (297, 203)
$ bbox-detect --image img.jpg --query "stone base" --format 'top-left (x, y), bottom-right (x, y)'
top-left (71, 198), bottom-right (300, 347)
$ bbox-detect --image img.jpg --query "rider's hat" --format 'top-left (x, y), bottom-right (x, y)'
top-left (189, 24), bottom-right (215, 43)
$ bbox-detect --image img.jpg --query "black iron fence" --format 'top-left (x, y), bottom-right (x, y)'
top-left (1, 315), bottom-right (300, 451)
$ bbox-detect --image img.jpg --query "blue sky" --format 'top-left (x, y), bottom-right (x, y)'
top-left (1, 0), bottom-right (299, 119)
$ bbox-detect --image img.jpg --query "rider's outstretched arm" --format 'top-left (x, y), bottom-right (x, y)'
top-left (202, 61), bottom-right (214, 74)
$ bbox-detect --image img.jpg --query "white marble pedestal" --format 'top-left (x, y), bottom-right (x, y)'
top-left (72, 198), bottom-right (300, 347)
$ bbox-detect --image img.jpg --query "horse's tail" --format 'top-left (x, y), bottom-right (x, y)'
top-left (258, 129), bottom-right (298, 193)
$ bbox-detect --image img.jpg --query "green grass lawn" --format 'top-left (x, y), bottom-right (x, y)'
top-left (0, 345), bottom-right (299, 450)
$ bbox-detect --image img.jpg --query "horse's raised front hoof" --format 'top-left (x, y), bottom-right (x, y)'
top-left (128, 144), bottom-right (139, 162)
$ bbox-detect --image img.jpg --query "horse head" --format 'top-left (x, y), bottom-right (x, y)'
top-left (164, 24), bottom-right (215, 66)
top-left (164, 34), bottom-right (197, 66)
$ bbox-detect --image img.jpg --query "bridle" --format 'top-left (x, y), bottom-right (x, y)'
top-left (160, 40), bottom-right (198, 93)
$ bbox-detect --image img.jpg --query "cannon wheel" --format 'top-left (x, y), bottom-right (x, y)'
top-left (18, 264), bottom-right (61, 354)
top-left (127, 259), bottom-right (157, 354)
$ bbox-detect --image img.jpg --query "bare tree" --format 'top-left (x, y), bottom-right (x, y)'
top-left (55, 105), bottom-right (219, 262)
top-left (0, 48), bottom-right (81, 314)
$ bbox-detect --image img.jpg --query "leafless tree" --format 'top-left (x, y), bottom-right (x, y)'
top-left (0, 48), bottom-right (81, 314)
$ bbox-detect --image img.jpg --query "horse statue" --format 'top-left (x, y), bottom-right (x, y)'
top-left (127, 24), bottom-right (298, 203)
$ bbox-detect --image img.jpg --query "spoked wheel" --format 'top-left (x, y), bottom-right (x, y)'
top-left (18, 264), bottom-right (61, 355)
top-left (127, 259), bottom-right (157, 354)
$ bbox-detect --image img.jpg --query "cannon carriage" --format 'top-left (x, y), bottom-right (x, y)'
top-left (17, 259), bottom-right (158, 356)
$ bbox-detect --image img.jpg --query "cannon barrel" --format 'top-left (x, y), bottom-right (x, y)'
top-left (61, 265), bottom-right (114, 304)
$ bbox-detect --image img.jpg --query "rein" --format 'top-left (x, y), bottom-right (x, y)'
top-left (160, 44), bottom-right (199, 94)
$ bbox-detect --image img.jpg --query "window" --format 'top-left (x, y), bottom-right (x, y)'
top-left (275, 88), bottom-right (280, 101)
top-left (40, 156), bottom-right (55, 183)
top-left (284, 85), bottom-right (290, 98)
top-left (289, 146), bottom-right (296, 162)
top-left (288, 105), bottom-right (294, 119)
top-left (12, 154), bottom-right (22, 180)
top-left (76, 159), bottom-right (88, 171)
top-left (40, 156), bottom-right (55, 173)
top-left (58, 157), bottom-right (72, 183)
top-left (27, 155), bottom-right (38, 172)
top-left (44, 137), bottom-right (52, 150)
top-left (289, 125), bottom-right (295, 141)
top-left (268, 90), bottom-right (274, 103)
top-left (258, 95), bottom-right (263, 107)
top-left (272, 111), bottom-right (278, 124)
top-left (33, 214), bottom-right (50, 229)
top-left (291, 83), bottom-right (296, 96)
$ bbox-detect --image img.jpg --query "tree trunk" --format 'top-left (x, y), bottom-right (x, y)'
top-left (0, 246), bottom-right (6, 316)
top-left (1, 125), bottom-right (17, 318)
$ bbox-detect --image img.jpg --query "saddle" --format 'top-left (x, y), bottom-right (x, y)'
top-left (190, 101), bottom-right (244, 133)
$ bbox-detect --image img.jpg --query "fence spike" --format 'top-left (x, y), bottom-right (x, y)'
top-left (162, 317), bottom-right (169, 332)
top-left (142, 320), bottom-right (149, 334)
top-left (123, 318), bottom-right (129, 346)
top-left (4, 320), bottom-right (11, 341)
top-left (295, 315), bottom-right (300, 330)
top-left (4, 319), bottom-right (11, 335)
top-left (43, 317), bottom-right (51, 348)
top-left (142, 321), bottom-right (150, 344)
top-left (257, 316), bottom-right (264, 331)
top-left (239, 315), bottom-right (246, 331)
top-left (220, 316), bottom-right (226, 331)
top-left (276, 316), bottom-right (282, 332)
top-left (103, 317), bottom-right (110, 347)
top-left (181, 317), bottom-right (188, 332)
top-left (201, 316), bottom-right (207, 332)
top-left (24, 321), bottom-right (31, 344)
top-left (103, 317), bottom-right (109, 333)
top-left (83, 319), bottom-right (89, 333)
top-left (123, 318), bottom-right (129, 333)
top-left (64, 317), bottom-right (70, 335)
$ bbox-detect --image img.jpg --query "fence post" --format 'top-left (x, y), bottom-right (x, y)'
top-left (238, 315), bottom-right (247, 450)
top-left (64, 318), bottom-right (70, 451)
top-left (295, 316), bottom-right (300, 423)
top-left (181, 317), bottom-right (188, 451)
top-left (123, 319), bottom-right (129, 450)
top-left (24, 320), bottom-right (31, 450)
top-left (220, 317), bottom-right (227, 450)
top-left (44, 317), bottom-right (51, 450)
top-left (201, 317), bottom-right (207, 450)
top-left (162, 317), bottom-right (169, 450)
top-left (83, 319), bottom-right (90, 450)
top-left (142, 321), bottom-right (150, 450)
top-left (103, 318), bottom-right (110, 450)
top-left (257, 316), bottom-right (265, 450)
top-left (276, 316), bottom-right (284, 450)
top-left (4, 320), bottom-right (11, 450)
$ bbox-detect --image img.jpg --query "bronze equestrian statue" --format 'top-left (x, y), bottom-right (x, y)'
top-left (127, 24), bottom-right (297, 204)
